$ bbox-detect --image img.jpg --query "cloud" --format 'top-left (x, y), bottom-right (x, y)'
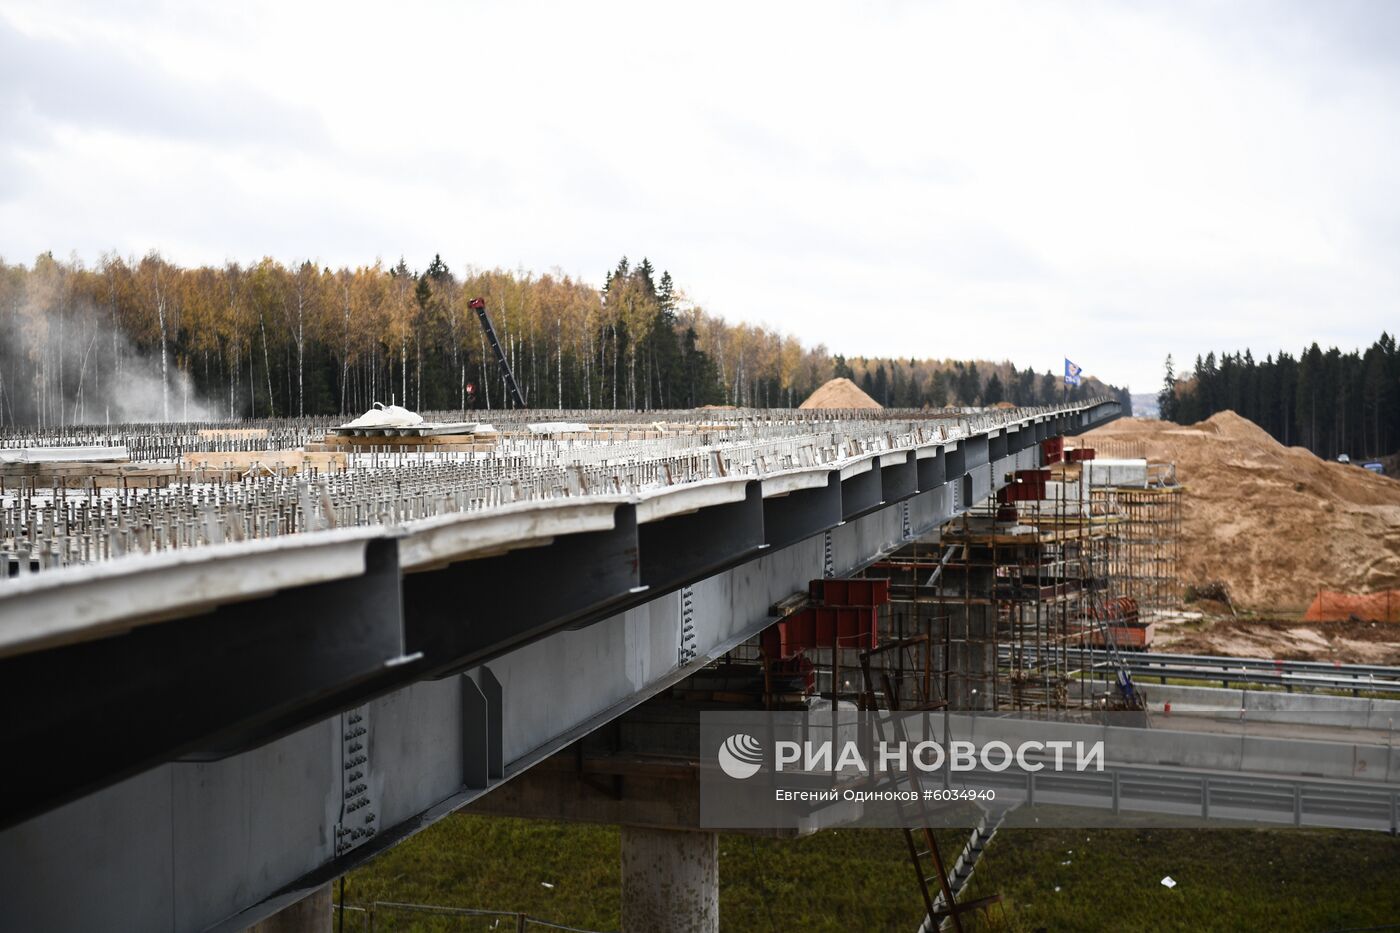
top-left (0, 13), bottom-right (328, 152)
top-left (2, 0), bottom-right (1399, 392)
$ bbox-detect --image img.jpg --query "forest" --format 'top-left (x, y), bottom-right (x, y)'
top-left (1159, 334), bottom-right (1400, 460)
top-left (0, 252), bottom-right (1126, 426)
top-left (836, 355), bottom-right (1115, 412)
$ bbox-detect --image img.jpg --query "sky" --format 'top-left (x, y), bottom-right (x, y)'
top-left (2, 0), bottom-right (1399, 392)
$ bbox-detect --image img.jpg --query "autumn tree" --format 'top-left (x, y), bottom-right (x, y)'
top-left (0, 253), bottom-right (1143, 425)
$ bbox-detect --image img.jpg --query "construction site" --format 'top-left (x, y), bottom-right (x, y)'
top-left (0, 401), bottom-right (1186, 703)
top-left (14, 0), bottom-right (1400, 924)
top-left (5, 359), bottom-right (1399, 933)
top-left (679, 433), bottom-right (1187, 728)
top-left (0, 294), bottom-right (1395, 933)
top-left (0, 268), bottom-right (1397, 933)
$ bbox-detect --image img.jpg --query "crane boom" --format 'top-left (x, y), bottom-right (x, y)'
top-left (468, 297), bottom-right (526, 408)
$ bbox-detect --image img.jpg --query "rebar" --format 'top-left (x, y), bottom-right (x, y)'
top-left (0, 402), bottom-right (1110, 581)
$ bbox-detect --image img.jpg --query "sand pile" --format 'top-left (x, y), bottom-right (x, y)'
top-left (1083, 411), bottom-right (1400, 612)
top-left (799, 378), bottom-right (883, 410)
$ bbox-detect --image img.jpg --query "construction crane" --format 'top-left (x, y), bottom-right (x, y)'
top-left (468, 297), bottom-right (526, 408)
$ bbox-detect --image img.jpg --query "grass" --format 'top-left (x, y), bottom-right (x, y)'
top-left (344, 815), bottom-right (1400, 932)
top-left (341, 816), bottom-right (937, 932)
top-left (342, 816), bottom-right (621, 930)
top-left (961, 828), bottom-right (1400, 932)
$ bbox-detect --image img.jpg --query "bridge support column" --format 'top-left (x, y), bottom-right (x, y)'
top-left (244, 883), bottom-right (332, 933)
top-left (620, 826), bottom-right (718, 933)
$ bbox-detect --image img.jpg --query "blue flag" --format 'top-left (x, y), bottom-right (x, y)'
top-left (1063, 358), bottom-right (1082, 387)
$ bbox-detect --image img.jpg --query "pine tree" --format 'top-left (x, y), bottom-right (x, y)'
top-left (1157, 355), bottom-right (1178, 422)
top-left (960, 363), bottom-right (981, 405)
top-left (929, 370), bottom-right (949, 407)
top-left (425, 254), bottom-right (450, 282)
top-left (635, 258), bottom-right (656, 295)
top-left (657, 271), bottom-right (674, 312)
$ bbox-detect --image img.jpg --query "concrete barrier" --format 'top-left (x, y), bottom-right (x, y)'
top-left (1145, 683), bottom-right (1400, 731)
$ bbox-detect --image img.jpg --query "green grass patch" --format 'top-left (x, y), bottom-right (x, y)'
top-left (961, 828), bottom-right (1400, 932)
top-left (344, 815), bottom-right (1400, 932)
top-left (342, 816), bottom-right (622, 931)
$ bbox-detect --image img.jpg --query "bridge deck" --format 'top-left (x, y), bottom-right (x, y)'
top-left (0, 401), bottom-right (1139, 933)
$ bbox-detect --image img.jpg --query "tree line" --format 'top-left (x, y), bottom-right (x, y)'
top-left (0, 251), bottom-right (1128, 426)
top-left (836, 356), bottom-right (1126, 411)
top-left (1157, 332), bottom-right (1400, 460)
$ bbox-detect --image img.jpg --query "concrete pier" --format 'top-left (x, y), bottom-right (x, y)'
top-left (245, 884), bottom-right (332, 933)
top-left (620, 826), bottom-right (719, 933)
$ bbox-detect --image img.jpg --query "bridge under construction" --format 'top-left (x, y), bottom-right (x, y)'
top-left (1, 398), bottom-right (1397, 933)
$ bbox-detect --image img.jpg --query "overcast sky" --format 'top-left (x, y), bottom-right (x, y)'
top-left (3, 0), bottom-right (1398, 392)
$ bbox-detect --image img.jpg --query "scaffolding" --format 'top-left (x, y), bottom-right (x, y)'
top-left (850, 441), bottom-right (1182, 929)
top-left (1096, 483), bottom-right (1184, 616)
top-left (872, 453), bottom-right (1181, 713)
top-left (711, 447), bottom-right (1182, 930)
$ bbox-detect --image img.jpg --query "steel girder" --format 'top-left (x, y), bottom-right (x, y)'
top-left (0, 403), bottom-right (1126, 931)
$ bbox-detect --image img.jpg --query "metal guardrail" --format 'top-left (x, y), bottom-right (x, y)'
top-left (1004, 646), bottom-right (1400, 695)
top-left (1110, 661), bottom-right (1400, 696)
top-left (969, 762), bottom-right (1400, 833)
top-left (1107, 649), bottom-right (1400, 679)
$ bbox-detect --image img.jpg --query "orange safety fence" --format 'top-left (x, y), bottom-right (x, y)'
top-left (1302, 589), bottom-right (1400, 623)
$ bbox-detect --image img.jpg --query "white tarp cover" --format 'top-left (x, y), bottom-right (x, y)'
top-left (339, 403), bottom-right (424, 429)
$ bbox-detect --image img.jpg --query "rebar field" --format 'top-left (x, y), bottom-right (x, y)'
top-left (0, 404), bottom-right (1087, 580)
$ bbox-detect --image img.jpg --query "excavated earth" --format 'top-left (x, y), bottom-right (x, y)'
top-left (1083, 411), bottom-right (1400, 662)
top-left (798, 377), bottom-right (883, 410)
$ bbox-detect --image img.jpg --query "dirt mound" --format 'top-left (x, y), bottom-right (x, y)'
top-left (1160, 616), bottom-right (1400, 664)
top-left (1084, 411), bottom-right (1400, 612)
top-left (1193, 409), bottom-right (1280, 446)
top-left (799, 377), bottom-right (883, 410)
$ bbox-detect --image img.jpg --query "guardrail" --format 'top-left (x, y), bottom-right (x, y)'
top-left (1003, 646), bottom-right (1400, 695)
top-left (1113, 649), bottom-right (1400, 679)
top-left (968, 762), bottom-right (1400, 833)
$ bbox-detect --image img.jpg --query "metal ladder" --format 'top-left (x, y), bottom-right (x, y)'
top-left (924, 808), bottom-right (1009, 932)
top-left (860, 654), bottom-right (1002, 933)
